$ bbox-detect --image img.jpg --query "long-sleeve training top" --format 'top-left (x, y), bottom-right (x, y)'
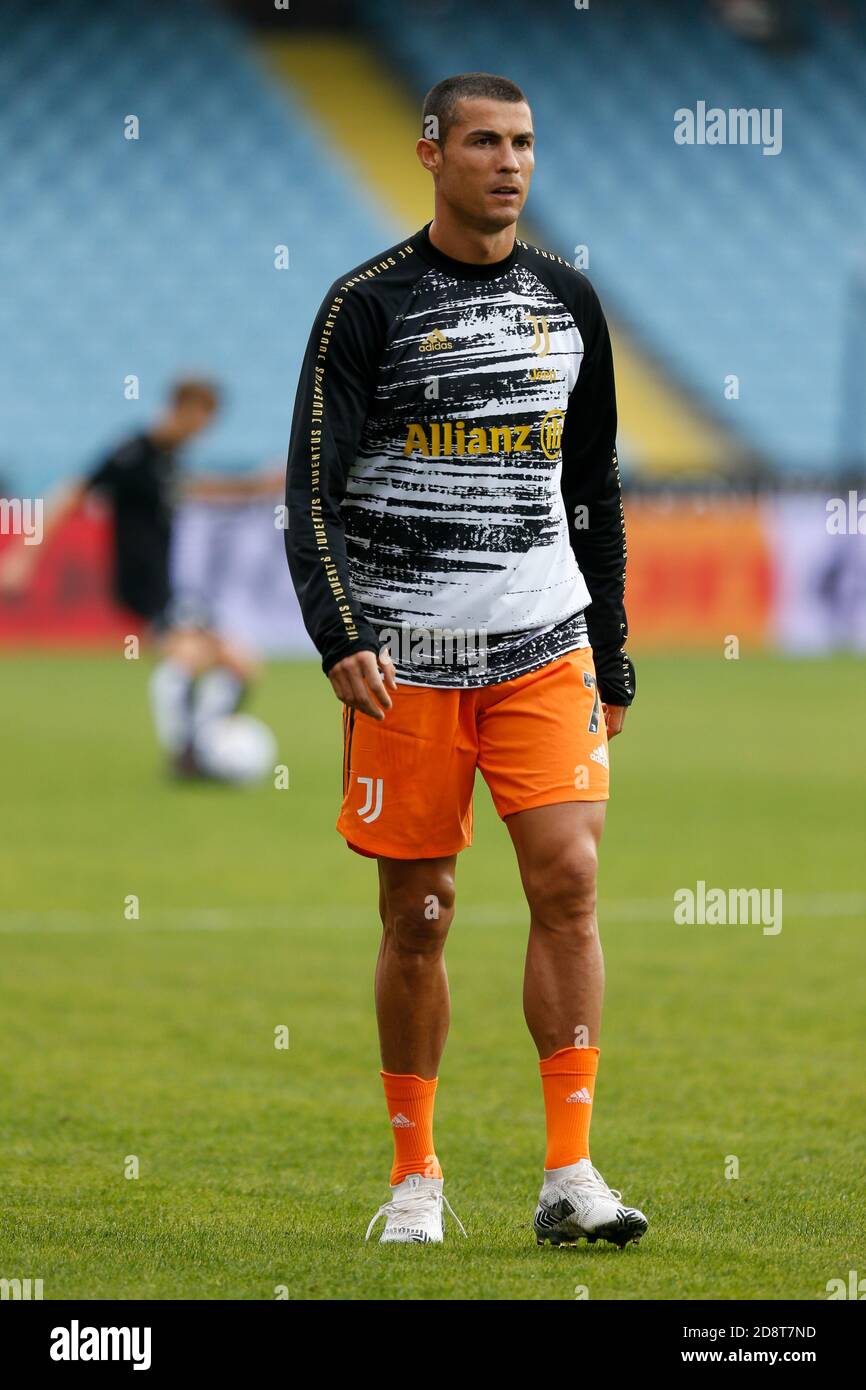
top-left (285, 222), bottom-right (634, 705)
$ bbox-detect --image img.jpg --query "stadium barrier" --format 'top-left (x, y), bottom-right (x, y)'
top-left (1, 492), bottom-right (864, 652)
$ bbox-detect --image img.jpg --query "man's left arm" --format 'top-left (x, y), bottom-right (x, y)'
top-left (559, 281), bottom-right (635, 726)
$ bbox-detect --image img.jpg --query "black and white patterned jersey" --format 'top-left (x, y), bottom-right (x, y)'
top-left (285, 223), bottom-right (634, 705)
top-left (390, 609), bottom-right (589, 690)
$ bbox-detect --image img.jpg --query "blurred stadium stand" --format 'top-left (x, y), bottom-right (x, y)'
top-left (364, 0), bottom-right (866, 476)
top-left (4, 0), bottom-right (865, 489)
top-left (0, 0), bottom-right (395, 495)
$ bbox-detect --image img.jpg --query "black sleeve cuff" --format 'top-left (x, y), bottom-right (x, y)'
top-left (321, 638), bottom-right (381, 678)
top-left (594, 649), bottom-right (636, 707)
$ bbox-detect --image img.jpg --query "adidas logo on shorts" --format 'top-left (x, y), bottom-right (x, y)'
top-left (590, 744), bottom-right (609, 769)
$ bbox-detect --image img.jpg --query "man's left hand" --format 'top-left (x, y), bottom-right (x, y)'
top-left (603, 704), bottom-right (627, 739)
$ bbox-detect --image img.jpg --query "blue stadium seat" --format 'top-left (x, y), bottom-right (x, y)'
top-left (0, 0), bottom-right (395, 494)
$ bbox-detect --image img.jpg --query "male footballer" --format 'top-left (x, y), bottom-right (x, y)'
top-left (285, 73), bottom-right (647, 1248)
top-left (1, 379), bottom-right (277, 776)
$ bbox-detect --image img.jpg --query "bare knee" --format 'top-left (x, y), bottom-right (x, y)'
top-left (161, 630), bottom-right (260, 684)
top-left (161, 629), bottom-right (217, 676)
top-left (380, 867), bottom-right (455, 958)
top-left (523, 847), bottom-right (599, 934)
top-left (213, 637), bottom-right (261, 683)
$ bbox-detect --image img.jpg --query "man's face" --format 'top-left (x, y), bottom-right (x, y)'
top-left (422, 98), bottom-right (534, 232)
top-left (174, 400), bottom-right (217, 440)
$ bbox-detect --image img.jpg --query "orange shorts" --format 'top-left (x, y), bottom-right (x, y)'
top-left (336, 647), bottom-right (609, 860)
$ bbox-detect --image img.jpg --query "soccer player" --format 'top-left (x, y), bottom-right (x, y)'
top-left (1, 379), bottom-right (279, 774)
top-left (285, 73), bottom-right (648, 1248)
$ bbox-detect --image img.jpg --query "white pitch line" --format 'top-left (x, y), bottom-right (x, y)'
top-left (0, 893), bottom-right (864, 933)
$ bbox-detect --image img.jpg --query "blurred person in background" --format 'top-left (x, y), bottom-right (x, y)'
top-left (1, 377), bottom-right (281, 777)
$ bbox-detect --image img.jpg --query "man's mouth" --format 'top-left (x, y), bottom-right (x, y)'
top-left (489, 185), bottom-right (520, 199)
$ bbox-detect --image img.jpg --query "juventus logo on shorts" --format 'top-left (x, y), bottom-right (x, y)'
top-left (356, 775), bottom-right (384, 823)
top-left (525, 311), bottom-right (550, 357)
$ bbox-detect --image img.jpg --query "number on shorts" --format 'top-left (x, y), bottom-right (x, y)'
top-left (583, 671), bottom-right (601, 734)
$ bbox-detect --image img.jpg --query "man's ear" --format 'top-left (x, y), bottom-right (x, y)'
top-left (415, 138), bottom-right (441, 176)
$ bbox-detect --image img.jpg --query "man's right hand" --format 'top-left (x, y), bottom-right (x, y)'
top-left (327, 647), bottom-right (398, 721)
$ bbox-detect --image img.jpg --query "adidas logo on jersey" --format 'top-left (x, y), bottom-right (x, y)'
top-left (590, 744), bottom-right (609, 769)
top-left (565, 1087), bottom-right (593, 1105)
top-left (390, 1112), bottom-right (415, 1128)
top-left (419, 328), bottom-right (453, 352)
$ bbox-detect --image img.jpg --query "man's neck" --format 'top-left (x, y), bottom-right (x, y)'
top-left (427, 208), bottom-right (517, 266)
top-left (150, 417), bottom-right (183, 450)
top-left (149, 423), bottom-right (178, 449)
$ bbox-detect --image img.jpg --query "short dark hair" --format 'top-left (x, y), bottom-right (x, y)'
top-left (421, 72), bottom-right (528, 146)
top-left (170, 378), bottom-right (220, 412)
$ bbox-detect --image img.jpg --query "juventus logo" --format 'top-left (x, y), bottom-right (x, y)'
top-left (356, 775), bottom-right (383, 823)
top-left (525, 312), bottom-right (550, 357)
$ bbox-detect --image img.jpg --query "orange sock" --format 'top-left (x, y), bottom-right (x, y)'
top-left (381, 1071), bottom-right (443, 1186)
top-left (539, 1046), bottom-right (600, 1169)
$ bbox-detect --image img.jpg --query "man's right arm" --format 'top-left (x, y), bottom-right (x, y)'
top-left (284, 284), bottom-right (383, 677)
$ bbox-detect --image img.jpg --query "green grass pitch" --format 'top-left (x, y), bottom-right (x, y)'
top-left (1, 650), bottom-right (864, 1300)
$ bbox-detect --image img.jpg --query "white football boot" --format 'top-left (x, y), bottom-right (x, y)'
top-left (365, 1173), bottom-right (467, 1245)
top-left (533, 1158), bottom-right (648, 1249)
